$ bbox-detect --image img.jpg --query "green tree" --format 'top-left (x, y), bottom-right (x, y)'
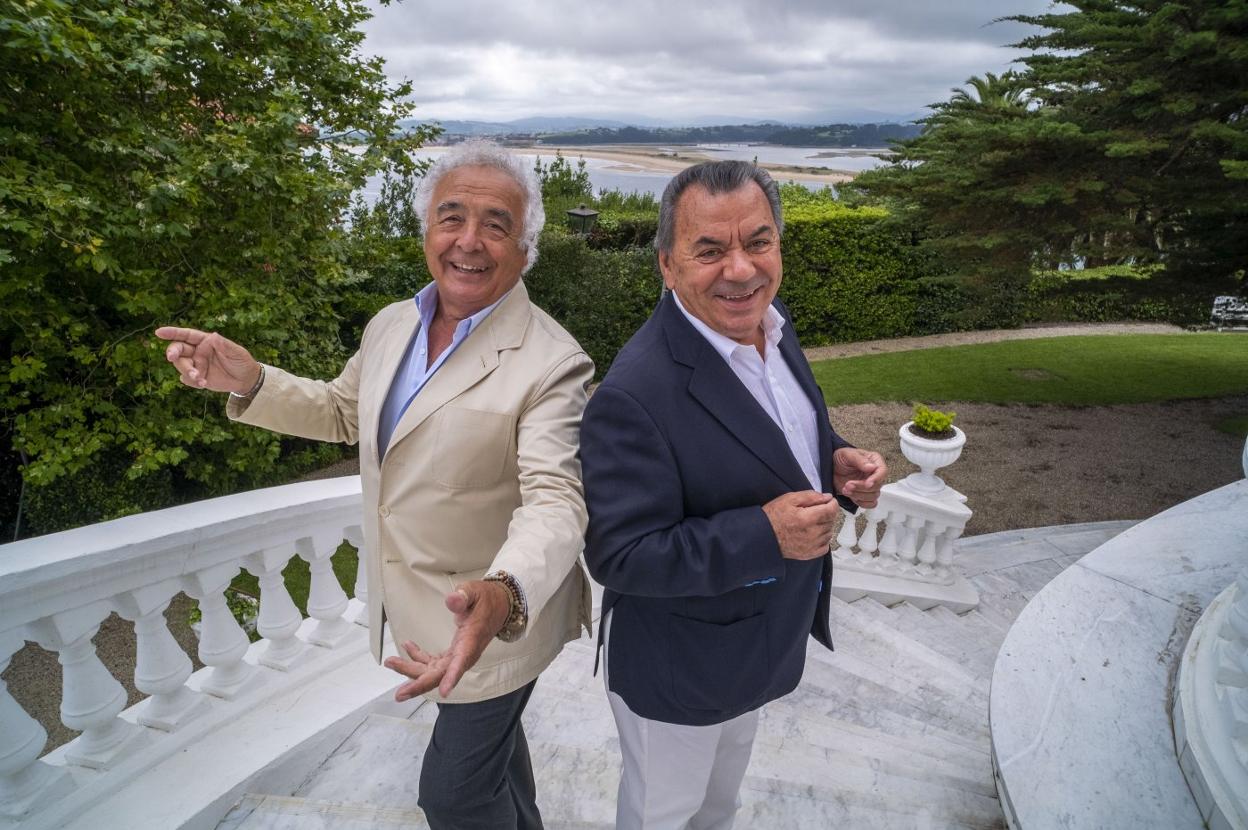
top-left (534, 151), bottom-right (594, 222)
top-left (852, 1), bottom-right (1248, 291)
top-left (1010, 0), bottom-right (1248, 277)
top-left (0, 0), bottom-right (437, 535)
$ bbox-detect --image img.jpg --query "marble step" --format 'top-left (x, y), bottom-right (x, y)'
top-left (827, 597), bottom-right (990, 699)
top-left (965, 606), bottom-right (1010, 635)
top-left (216, 795), bottom-right (427, 830)
top-left (796, 651), bottom-right (990, 742)
top-left (768, 680), bottom-right (990, 758)
top-left (289, 715), bottom-right (428, 810)
top-left (752, 709), bottom-right (996, 798)
top-left (942, 605), bottom-right (1012, 650)
top-left (217, 794), bottom-right (613, 830)
top-left (847, 598), bottom-right (997, 679)
top-left (970, 600), bottom-right (1016, 634)
top-left (743, 739), bottom-right (1004, 829)
top-left (737, 786), bottom-right (1003, 830)
top-left (969, 571), bottom-right (1032, 624)
top-left (804, 636), bottom-right (987, 729)
top-left (757, 703), bottom-right (991, 779)
top-left (886, 604), bottom-right (1001, 678)
top-left (986, 558), bottom-right (1069, 597)
top-left (813, 624), bottom-right (989, 719)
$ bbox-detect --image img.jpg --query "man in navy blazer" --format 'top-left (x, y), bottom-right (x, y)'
top-left (581, 160), bottom-right (886, 829)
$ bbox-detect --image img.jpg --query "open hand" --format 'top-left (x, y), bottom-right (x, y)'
top-left (833, 448), bottom-right (887, 509)
top-left (154, 326), bottom-right (261, 395)
top-left (383, 580), bottom-right (512, 700)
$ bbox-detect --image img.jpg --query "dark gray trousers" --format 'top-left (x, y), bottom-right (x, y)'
top-left (418, 679), bottom-right (542, 830)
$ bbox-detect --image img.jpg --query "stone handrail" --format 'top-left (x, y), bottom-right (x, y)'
top-left (1172, 439), bottom-right (1248, 830)
top-left (830, 479), bottom-right (978, 612)
top-left (1173, 565), bottom-right (1248, 830)
top-left (0, 476), bottom-right (374, 828)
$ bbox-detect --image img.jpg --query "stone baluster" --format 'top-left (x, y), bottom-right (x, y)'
top-left (0, 630), bottom-right (73, 819)
top-left (297, 530), bottom-right (353, 648)
top-left (858, 510), bottom-right (882, 562)
top-left (184, 563), bottom-right (259, 699)
top-left (934, 526), bottom-right (958, 584)
top-left (898, 515), bottom-right (922, 571)
top-left (115, 582), bottom-right (209, 731)
top-left (343, 525), bottom-right (369, 627)
top-left (28, 604), bottom-right (149, 769)
top-left (876, 510), bottom-right (901, 570)
top-left (915, 520), bottom-right (939, 576)
top-left (833, 512), bottom-right (859, 560)
top-left (244, 548), bottom-right (307, 671)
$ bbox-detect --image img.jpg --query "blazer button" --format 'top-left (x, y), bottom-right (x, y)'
top-left (378, 505), bottom-right (390, 518)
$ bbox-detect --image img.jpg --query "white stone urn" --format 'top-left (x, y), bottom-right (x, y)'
top-left (898, 422), bottom-right (966, 498)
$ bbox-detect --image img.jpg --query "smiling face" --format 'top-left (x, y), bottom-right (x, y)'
top-left (424, 165), bottom-right (529, 319)
top-left (659, 181), bottom-right (782, 350)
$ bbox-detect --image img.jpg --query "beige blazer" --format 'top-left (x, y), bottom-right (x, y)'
top-left (228, 281), bottom-right (594, 703)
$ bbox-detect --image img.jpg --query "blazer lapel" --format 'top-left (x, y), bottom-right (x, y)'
top-left (380, 282), bottom-right (530, 459)
top-left (662, 296), bottom-right (812, 492)
top-left (365, 301), bottom-right (423, 467)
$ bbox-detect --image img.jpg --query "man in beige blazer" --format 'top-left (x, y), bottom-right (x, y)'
top-left (157, 140), bottom-right (592, 830)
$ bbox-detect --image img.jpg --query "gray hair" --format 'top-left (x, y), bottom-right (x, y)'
top-left (414, 139), bottom-right (546, 273)
top-left (655, 161), bottom-right (784, 255)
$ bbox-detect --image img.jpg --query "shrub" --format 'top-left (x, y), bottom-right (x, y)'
top-left (525, 231), bottom-right (659, 377)
top-left (778, 203), bottom-right (950, 344)
top-left (1024, 265), bottom-right (1231, 326)
top-left (910, 404), bottom-right (956, 437)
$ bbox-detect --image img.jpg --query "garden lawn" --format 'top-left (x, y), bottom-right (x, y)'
top-left (811, 334), bottom-right (1248, 406)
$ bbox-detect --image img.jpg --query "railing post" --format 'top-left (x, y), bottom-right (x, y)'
top-left (832, 512), bottom-right (859, 561)
top-left (899, 515), bottom-right (921, 570)
top-left (115, 582), bottom-right (209, 731)
top-left (343, 525), bottom-right (369, 627)
top-left (244, 548), bottom-right (307, 671)
top-left (0, 630), bottom-right (73, 819)
top-left (184, 563), bottom-right (260, 700)
top-left (29, 604), bottom-right (149, 769)
top-left (297, 531), bottom-right (353, 648)
top-left (877, 510), bottom-right (901, 569)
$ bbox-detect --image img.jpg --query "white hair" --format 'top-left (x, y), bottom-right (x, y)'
top-left (413, 139), bottom-right (546, 274)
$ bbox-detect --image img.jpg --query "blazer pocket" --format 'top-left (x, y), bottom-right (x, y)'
top-left (668, 613), bottom-right (769, 712)
top-left (432, 407), bottom-right (516, 489)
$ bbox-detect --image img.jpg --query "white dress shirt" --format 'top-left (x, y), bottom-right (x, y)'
top-left (671, 292), bottom-right (823, 492)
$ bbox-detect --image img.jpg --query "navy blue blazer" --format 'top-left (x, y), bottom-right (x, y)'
top-left (581, 293), bottom-right (852, 726)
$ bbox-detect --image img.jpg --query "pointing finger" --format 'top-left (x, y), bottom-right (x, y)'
top-left (154, 326), bottom-right (208, 344)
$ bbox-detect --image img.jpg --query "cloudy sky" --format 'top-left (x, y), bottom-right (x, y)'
top-left (361, 0), bottom-right (1065, 125)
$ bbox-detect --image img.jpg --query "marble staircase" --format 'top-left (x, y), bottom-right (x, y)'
top-left (215, 521), bottom-right (1134, 830)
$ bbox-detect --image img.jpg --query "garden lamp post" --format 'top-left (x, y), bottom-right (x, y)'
top-left (566, 203), bottom-right (600, 235)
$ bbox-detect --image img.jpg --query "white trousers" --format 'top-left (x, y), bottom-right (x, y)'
top-left (604, 611), bottom-right (760, 830)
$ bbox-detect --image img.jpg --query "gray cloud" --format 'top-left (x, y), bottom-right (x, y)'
top-left (362, 0), bottom-right (1064, 123)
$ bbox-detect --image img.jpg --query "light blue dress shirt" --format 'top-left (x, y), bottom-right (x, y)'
top-left (376, 282), bottom-right (509, 458)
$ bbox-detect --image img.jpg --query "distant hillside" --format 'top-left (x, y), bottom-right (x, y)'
top-left (534, 123), bottom-right (921, 147)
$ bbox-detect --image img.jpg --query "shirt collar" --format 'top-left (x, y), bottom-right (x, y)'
top-left (671, 290), bottom-right (785, 363)
top-left (414, 281), bottom-right (511, 339)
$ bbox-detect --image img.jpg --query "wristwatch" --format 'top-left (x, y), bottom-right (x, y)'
top-left (483, 570), bottom-right (527, 642)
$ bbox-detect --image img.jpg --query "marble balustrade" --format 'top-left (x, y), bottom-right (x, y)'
top-left (830, 480), bottom-right (979, 612)
top-left (0, 476), bottom-right (368, 826)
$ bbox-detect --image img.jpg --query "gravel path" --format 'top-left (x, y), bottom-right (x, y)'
top-left (802, 322), bottom-right (1186, 361)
